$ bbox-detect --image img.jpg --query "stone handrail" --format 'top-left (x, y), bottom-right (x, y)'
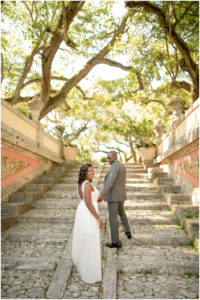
top-left (1, 99), bottom-right (63, 163)
top-left (155, 98), bottom-right (199, 164)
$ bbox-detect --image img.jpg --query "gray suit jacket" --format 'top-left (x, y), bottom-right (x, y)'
top-left (102, 160), bottom-right (127, 202)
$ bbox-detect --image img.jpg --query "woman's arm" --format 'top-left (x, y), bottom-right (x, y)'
top-left (84, 182), bottom-right (103, 229)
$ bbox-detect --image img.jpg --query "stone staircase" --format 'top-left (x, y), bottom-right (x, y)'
top-left (149, 166), bottom-right (199, 244)
top-left (100, 163), bottom-right (199, 299)
top-left (1, 163), bottom-right (199, 299)
top-left (1, 162), bottom-right (75, 231)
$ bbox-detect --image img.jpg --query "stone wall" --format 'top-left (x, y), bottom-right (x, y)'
top-left (155, 99), bottom-right (199, 204)
top-left (1, 100), bottom-right (66, 202)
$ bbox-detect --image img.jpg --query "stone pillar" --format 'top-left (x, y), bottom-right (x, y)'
top-left (169, 95), bottom-right (186, 128)
top-left (154, 121), bottom-right (165, 143)
top-left (28, 97), bottom-right (44, 122)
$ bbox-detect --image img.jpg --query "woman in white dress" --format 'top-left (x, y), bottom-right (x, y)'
top-left (72, 163), bottom-right (103, 283)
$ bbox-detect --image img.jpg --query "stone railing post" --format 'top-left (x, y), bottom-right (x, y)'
top-left (169, 95), bottom-right (186, 128)
top-left (28, 97), bottom-right (44, 122)
top-left (154, 121), bottom-right (165, 143)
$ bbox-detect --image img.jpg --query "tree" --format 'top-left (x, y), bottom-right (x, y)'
top-left (126, 1), bottom-right (199, 102)
top-left (2, 1), bottom-right (130, 119)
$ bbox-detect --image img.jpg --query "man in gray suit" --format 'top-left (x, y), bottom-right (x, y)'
top-left (98, 151), bottom-right (131, 248)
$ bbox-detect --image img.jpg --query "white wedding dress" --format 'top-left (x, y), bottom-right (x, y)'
top-left (72, 180), bottom-right (102, 283)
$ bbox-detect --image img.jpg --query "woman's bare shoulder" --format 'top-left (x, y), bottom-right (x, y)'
top-left (84, 181), bottom-right (94, 191)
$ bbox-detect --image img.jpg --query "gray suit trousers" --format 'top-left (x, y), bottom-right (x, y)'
top-left (107, 201), bottom-right (130, 243)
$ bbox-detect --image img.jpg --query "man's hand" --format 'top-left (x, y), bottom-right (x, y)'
top-left (97, 194), bottom-right (104, 202)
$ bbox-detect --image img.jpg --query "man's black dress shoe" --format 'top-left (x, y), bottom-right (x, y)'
top-left (106, 241), bottom-right (121, 248)
top-left (125, 232), bottom-right (132, 239)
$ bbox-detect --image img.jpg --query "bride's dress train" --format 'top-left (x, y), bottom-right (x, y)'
top-left (72, 180), bottom-right (102, 283)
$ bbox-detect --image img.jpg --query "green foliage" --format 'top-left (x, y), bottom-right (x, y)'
top-left (100, 157), bottom-right (107, 163)
top-left (14, 102), bottom-right (29, 116)
top-left (188, 240), bottom-right (194, 247)
top-left (184, 272), bottom-right (199, 279)
top-left (76, 145), bottom-right (92, 163)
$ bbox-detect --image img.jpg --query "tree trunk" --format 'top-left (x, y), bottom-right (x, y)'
top-left (40, 1), bottom-right (84, 104)
top-left (127, 139), bottom-right (137, 162)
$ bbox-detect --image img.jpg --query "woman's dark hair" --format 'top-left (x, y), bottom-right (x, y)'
top-left (78, 163), bottom-right (92, 185)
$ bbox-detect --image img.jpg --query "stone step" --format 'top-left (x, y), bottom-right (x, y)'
top-left (33, 199), bottom-right (79, 209)
top-left (19, 208), bottom-right (76, 223)
top-left (100, 173), bottom-right (150, 179)
top-left (125, 185), bottom-right (159, 192)
top-left (1, 240), bottom-right (65, 258)
top-left (147, 167), bottom-right (164, 175)
top-left (144, 163), bottom-right (160, 168)
top-left (151, 172), bottom-right (168, 179)
top-left (159, 185), bottom-right (182, 194)
top-left (126, 193), bottom-right (162, 200)
top-left (12, 192), bottom-right (43, 203)
top-left (126, 178), bottom-right (153, 183)
top-left (1, 232), bottom-right (69, 243)
top-left (119, 224), bottom-right (190, 246)
top-left (183, 218), bottom-right (199, 239)
top-left (2, 203), bottom-right (19, 217)
top-left (1, 216), bottom-right (19, 232)
top-left (1, 257), bottom-right (60, 271)
top-left (52, 183), bottom-right (159, 193)
top-left (34, 177), bottom-right (58, 185)
top-left (19, 216), bottom-right (74, 224)
top-left (45, 190), bottom-right (163, 200)
top-left (61, 178), bottom-right (79, 184)
top-left (125, 202), bottom-right (169, 210)
top-left (103, 164), bottom-right (144, 168)
top-left (99, 180), bottom-right (154, 186)
top-left (19, 208), bottom-right (75, 218)
top-left (32, 198), bottom-right (167, 210)
top-left (52, 184), bottom-right (77, 191)
top-left (2, 222), bottom-right (71, 237)
top-left (60, 160), bottom-right (76, 167)
top-left (51, 166), bottom-right (67, 173)
top-left (25, 184), bottom-right (51, 193)
top-left (126, 210), bottom-right (177, 225)
top-left (103, 169), bottom-right (148, 177)
top-left (166, 194), bottom-right (192, 205)
top-left (44, 191), bottom-right (78, 198)
top-left (154, 178), bottom-right (174, 186)
top-left (117, 246), bottom-right (199, 276)
top-left (2, 202), bottom-right (31, 217)
top-left (48, 167), bottom-right (66, 178)
top-left (171, 205), bottom-right (199, 222)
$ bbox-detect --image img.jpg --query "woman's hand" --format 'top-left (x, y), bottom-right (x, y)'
top-left (97, 194), bottom-right (104, 202)
top-left (98, 219), bottom-right (103, 229)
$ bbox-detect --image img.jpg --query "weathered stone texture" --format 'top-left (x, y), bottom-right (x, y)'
top-left (2, 156), bottom-right (29, 178)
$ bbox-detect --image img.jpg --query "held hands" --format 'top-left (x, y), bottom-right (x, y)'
top-left (98, 218), bottom-right (103, 229)
top-left (97, 194), bottom-right (104, 202)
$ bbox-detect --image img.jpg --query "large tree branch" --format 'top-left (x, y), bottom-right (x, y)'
top-left (12, 29), bottom-right (47, 101)
top-left (22, 76), bottom-right (91, 100)
top-left (40, 1), bottom-right (84, 104)
top-left (126, 1), bottom-right (199, 101)
top-left (171, 80), bottom-right (191, 92)
top-left (39, 11), bottom-right (130, 119)
top-left (98, 58), bottom-right (132, 71)
top-left (3, 96), bottom-right (34, 104)
top-left (142, 98), bottom-right (166, 108)
top-left (98, 58), bottom-right (144, 90)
